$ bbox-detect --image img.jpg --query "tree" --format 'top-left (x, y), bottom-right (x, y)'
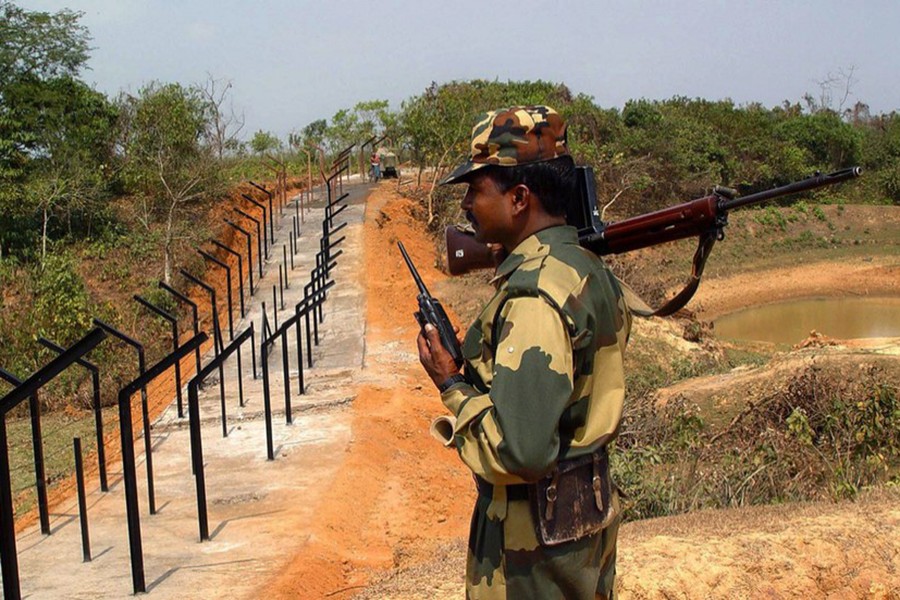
top-left (117, 82), bottom-right (220, 284)
top-left (0, 1), bottom-right (90, 89)
top-left (249, 129), bottom-right (281, 155)
top-left (200, 74), bottom-right (245, 159)
top-left (11, 76), bottom-right (117, 265)
top-left (398, 80), bottom-right (571, 220)
top-left (0, 2), bottom-right (117, 261)
top-left (299, 119), bottom-right (327, 148)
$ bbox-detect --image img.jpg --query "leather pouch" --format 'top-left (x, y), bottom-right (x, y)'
top-left (530, 449), bottom-right (611, 546)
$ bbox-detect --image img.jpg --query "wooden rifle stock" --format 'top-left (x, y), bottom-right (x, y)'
top-left (445, 226), bottom-right (497, 274)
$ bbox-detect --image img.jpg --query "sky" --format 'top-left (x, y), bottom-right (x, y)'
top-left (27, 0), bottom-right (900, 141)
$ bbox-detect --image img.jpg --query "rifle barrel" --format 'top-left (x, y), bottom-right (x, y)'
top-left (721, 167), bottom-right (862, 211)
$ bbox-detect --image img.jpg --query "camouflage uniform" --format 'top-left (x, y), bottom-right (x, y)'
top-left (440, 225), bottom-right (630, 599)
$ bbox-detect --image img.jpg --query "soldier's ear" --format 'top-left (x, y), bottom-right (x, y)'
top-left (510, 184), bottom-right (530, 214)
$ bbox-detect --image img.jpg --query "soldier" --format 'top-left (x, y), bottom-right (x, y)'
top-left (416, 106), bottom-right (631, 599)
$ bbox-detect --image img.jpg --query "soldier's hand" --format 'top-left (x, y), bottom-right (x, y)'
top-left (417, 323), bottom-right (460, 389)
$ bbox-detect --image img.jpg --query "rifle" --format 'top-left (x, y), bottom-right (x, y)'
top-left (446, 166), bottom-right (862, 316)
top-left (398, 241), bottom-right (464, 367)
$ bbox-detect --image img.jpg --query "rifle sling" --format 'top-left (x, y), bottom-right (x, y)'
top-left (617, 231), bottom-right (718, 318)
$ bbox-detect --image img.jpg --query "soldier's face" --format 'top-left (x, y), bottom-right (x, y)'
top-left (461, 173), bottom-right (514, 246)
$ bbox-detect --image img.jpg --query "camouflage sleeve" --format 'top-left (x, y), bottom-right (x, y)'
top-left (440, 295), bottom-right (573, 485)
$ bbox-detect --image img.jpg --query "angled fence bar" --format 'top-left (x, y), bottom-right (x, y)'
top-left (158, 281), bottom-right (202, 379)
top-left (92, 318), bottom-right (158, 515)
top-left (0, 369), bottom-right (48, 535)
top-left (0, 327), bottom-right (106, 600)
top-left (258, 293), bottom-right (295, 424)
top-left (301, 275), bottom-right (337, 367)
top-left (325, 164), bottom-right (349, 206)
top-left (133, 295), bottom-right (184, 418)
top-left (211, 239), bottom-right (246, 317)
top-left (284, 278), bottom-right (335, 393)
top-left (224, 219), bottom-right (255, 294)
top-left (179, 270), bottom-right (224, 355)
top-left (38, 337), bottom-right (108, 491)
top-left (0, 328), bottom-right (107, 413)
top-left (241, 194), bottom-right (270, 258)
top-left (187, 325), bottom-right (253, 541)
top-left (179, 269), bottom-right (227, 433)
top-left (116, 332), bottom-right (206, 595)
top-left (248, 180), bottom-right (275, 240)
top-left (198, 249), bottom-right (235, 340)
top-left (235, 208), bottom-right (265, 276)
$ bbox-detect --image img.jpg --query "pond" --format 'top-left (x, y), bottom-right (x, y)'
top-left (713, 297), bottom-right (900, 345)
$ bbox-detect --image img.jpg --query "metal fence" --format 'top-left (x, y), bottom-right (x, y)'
top-left (0, 145), bottom-right (362, 598)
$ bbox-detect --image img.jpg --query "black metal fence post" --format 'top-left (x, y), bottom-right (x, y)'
top-left (241, 195), bottom-right (269, 258)
top-left (133, 295), bottom-right (184, 419)
top-left (211, 239), bottom-right (246, 317)
top-left (224, 219), bottom-right (255, 295)
top-left (0, 369), bottom-right (49, 535)
top-left (37, 337), bottom-right (108, 492)
top-left (0, 327), bottom-right (106, 600)
top-left (73, 437), bottom-right (91, 562)
top-left (180, 270), bottom-right (229, 437)
top-left (260, 305), bottom-right (274, 460)
top-left (158, 281), bottom-right (202, 381)
top-left (0, 415), bottom-right (20, 600)
top-left (92, 318), bottom-right (158, 515)
top-left (186, 326), bottom-right (252, 541)
top-left (282, 245), bottom-right (290, 288)
top-left (235, 209), bottom-right (264, 277)
top-left (116, 333), bottom-right (205, 595)
top-left (198, 249), bottom-right (235, 341)
top-left (248, 181), bottom-right (275, 240)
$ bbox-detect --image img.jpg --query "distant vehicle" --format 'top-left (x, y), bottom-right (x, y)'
top-left (380, 151), bottom-right (399, 178)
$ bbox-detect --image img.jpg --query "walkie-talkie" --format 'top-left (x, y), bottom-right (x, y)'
top-left (398, 241), bottom-right (464, 368)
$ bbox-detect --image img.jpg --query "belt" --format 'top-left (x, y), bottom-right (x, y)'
top-left (473, 448), bottom-right (610, 503)
top-left (474, 476), bottom-right (529, 501)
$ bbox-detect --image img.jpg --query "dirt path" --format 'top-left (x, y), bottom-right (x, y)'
top-left (259, 185), bottom-right (472, 598)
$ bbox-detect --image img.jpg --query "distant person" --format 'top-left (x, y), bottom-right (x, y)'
top-left (370, 152), bottom-right (381, 181)
top-left (415, 106), bottom-right (631, 599)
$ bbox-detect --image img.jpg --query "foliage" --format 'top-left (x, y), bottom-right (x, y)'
top-left (116, 81), bottom-right (222, 283)
top-left (296, 118), bottom-right (327, 148)
top-left (0, 1), bottom-right (90, 88)
top-left (249, 129), bottom-right (282, 155)
top-left (612, 364), bottom-right (900, 520)
top-left (30, 251), bottom-right (92, 343)
top-left (0, 2), bottom-right (116, 261)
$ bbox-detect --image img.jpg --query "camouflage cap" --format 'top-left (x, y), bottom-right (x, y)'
top-left (441, 105), bottom-right (569, 185)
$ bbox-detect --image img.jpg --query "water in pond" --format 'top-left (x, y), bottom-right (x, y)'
top-left (713, 297), bottom-right (900, 345)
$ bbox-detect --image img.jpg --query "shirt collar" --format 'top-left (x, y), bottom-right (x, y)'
top-left (490, 225), bottom-right (579, 284)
